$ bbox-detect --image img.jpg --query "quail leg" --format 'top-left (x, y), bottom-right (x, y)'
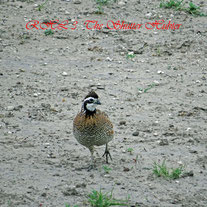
top-left (102, 143), bottom-right (112, 164)
top-left (88, 146), bottom-right (95, 170)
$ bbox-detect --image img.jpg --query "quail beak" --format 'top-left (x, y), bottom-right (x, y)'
top-left (95, 99), bottom-right (101, 105)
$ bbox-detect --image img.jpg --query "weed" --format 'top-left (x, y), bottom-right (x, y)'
top-left (38, 0), bottom-right (49, 11)
top-left (160, 0), bottom-right (183, 9)
top-left (44, 29), bottom-right (54, 36)
top-left (95, 0), bottom-right (116, 14)
top-left (127, 148), bottom-right (134, 155)
top-left (7, 200), bottom-right (12, 207)
top-left (138, 83), bottom-right (156, 93)
top-left (153, 160), bottom-right (183, 179)
top-left (155, 47), bottom-right (161, 56)
top-left (126, 52), bottom-right (135, 59)
top-left (88, 189), bottom-right (129, 207)
top-left (184, 2), bottom-right (206, 16)
top-left (103, 165), bottom-right (112, 174)
top-left (160, 0), bottom-right (206, 16)
top-left (65, 204), bottom-right (79, 207)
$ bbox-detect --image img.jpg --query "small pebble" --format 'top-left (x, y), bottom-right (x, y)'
top-left (7, 106), bottom-right (15, 111)
top-left (123, 167), bottom-right (130, 172)
top-left (73, 0), bottom-right (81, 4)
top-left (127, 51), bottom-right (134, 56)
top-left (62, 72), bottom-right (68, 76)
top-left (76, 183), bottom-right (86, 188)
top-left (177, 161), bottom-right (183, 165)
top-left (145, 12), bottom-right (152, 17)
top-left (159, 139), bottom-right (169, 146)
top-left (41, 192), bottom-right (47, 197)
top-left (118, 1), bottom-right (125, 5)
top-left (119, 121), bottom-right (126, 126)
top-left (62, 186), bottom-right (78, 196)
top-left (153, 80), bottom-right (160, 85)
top-left (132, 131), bottom-right (139, 136)
top-left (189, 149), bottom-right (197, 154)
top-left (182, 171), bottom-right (194, 178)
top-left (106, 57), bottom-right (112, 62)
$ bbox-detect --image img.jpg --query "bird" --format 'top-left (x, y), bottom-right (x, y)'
top-left (73, 91), bottom-right (114, 169)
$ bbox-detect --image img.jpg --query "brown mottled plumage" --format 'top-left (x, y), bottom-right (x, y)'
top-left (73, 91), bottom-right (114, 169)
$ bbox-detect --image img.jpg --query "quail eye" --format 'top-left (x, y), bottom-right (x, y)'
top-left (88, 98), bottom-right (94, 103)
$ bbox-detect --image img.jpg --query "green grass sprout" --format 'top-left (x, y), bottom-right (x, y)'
top-left (138, 83), bottom-right (156, 93)
top-left (127, 148), bottom-right (134, 155)
top-left (153, 160), bottom-right (184, 179)
top-left (44, 29), bottom-right (54, 36)
top-left (38, 0), bottom-right (49, 11)
top-left (103, 165), bottom-right (112, 174)
top-left (95, 0), bottom-right (117, 14)
top-left (160, 0), bottom-right (183, 9)
top-left (126, 52), bottom-right (135, 59)
top-left (88, 189), bottom-right (129, 207)
top-left (160, 0), bottom-right (206, 16)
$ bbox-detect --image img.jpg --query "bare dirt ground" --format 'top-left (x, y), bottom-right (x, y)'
top-left (0, 0), bottom-right (207, 206)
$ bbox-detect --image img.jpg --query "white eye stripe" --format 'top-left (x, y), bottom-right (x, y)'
top-left (84, 97), bottom-right (94, 101)
top-left (84, 97), bottom-right (95, 102)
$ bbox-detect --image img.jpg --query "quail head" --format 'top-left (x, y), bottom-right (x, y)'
top-left (73, 91), bottom-right (114, 169)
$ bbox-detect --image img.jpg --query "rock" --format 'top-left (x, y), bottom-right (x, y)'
top-left (73, 0), bottom-right (81, 4)
top-left (128, 51), bottom-right (134, 56)
top-left (123, 167), bottom-right (130, 172)
top-left (153, 80), bottom-right (160, 85)
top-left (76, 183), bottom-right (86, 188)
top-left (15, 105), bottom-right (23, 111)
top-left (189, 149), bottom-right (198, 154)
top-left (106, 57), bottom-right (112, 62)
top-left (119, 121), bottom-right (126, 126)
top-left (159, 139), bottom-right (169, 146)
top-left (19, 68), bottom-right (25, 72)
top-left (41, 192), bottom-right (47, 197)
top-left (6, 106), bottom-right (15, 111)
top-left (145, 12), bottom-right (152, 18)
top-left (62, 186), bottom-right (79, 196)
top-left (132, 131), bottom-right (139, 136)
top-left (181, 171), bottom-right (194, 178)
top-left (62, 72), bottom-right (68, 76)
top-left (118, 1), bottom-right (125, 6)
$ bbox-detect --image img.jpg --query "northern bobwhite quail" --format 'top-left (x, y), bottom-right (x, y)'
top-left (73, 91), bottom-right (114, 169)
